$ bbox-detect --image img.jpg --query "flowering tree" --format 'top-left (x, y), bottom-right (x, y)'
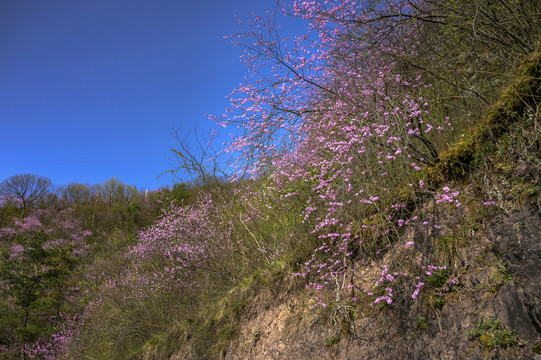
top-left (204, 0), bottom-right (538, 308)
top-left (128, 193), bottom-right (232, 295)
top-left (210, 0), bottom-right (540, 180)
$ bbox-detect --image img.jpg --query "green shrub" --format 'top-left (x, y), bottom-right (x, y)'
top-left (468, 317), bottom-right (517, 349)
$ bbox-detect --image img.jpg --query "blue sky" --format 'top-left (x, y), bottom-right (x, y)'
top-left (0, 0), bottom-right (304, 190)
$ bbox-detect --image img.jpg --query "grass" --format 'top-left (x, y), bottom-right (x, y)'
top-left (425, 269), bottom-right (449, 289)
top-left (324, 334), bottom-right (340, 347)
top-left (138, 260), bottom-right (297, 359)
top-left (415, 316), bottom-right (427, 330)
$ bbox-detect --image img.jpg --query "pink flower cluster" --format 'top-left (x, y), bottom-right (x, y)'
top-left (411, 282), bottom-right (425, 299)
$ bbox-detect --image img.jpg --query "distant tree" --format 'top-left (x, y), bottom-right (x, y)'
top-left (90, 177), bottom-right (137, 207)
top-left (98, 177), bottom-right (136, 207)
top-left (60, 183), bottom-right (91, 204)
top-left (0, 174), bottom-right (52, 218)
top-left (163, 183), bottom-right (191, 204)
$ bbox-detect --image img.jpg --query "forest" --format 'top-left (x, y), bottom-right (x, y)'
top-left (1, 0), bottom-right (540, 359)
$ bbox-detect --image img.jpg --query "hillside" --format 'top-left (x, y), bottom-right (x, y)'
top-left (1, 1), bottom-right (540, 359)
top-left (145, 50), bottom-right (541, 360)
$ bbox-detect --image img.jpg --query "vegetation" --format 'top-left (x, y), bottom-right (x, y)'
top-left (415, 316), bottom-right (427, 330)
top-left (468, 317), bottom-right (518, 350)
top-left (0, 0), bottom-right (539, 358)
top-left (0, 180), bottom-right (193, 359)
top-left (324, 335), bottom-right (340, 347)
top-left (0, 174), bottom-right (52, 219)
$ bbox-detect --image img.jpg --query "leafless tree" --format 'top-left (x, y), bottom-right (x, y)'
top-left (60, 182), bottom-right (92, 204)
top-left (0, 174), bottom-right (52, 218)
top-left (100, 177), bottom-right (137, 207)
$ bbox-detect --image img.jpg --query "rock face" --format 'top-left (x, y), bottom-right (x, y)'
top-left (219, 205), bottom-right (541, 360)
top-left (488, 207), bottom-right (541, 341)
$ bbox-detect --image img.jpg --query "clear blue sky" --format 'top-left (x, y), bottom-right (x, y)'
top-left (0, 0), bottom-right (303, 190)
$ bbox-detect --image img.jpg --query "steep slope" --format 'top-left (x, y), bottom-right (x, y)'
top-left (160, 52), bottom-right (541, 360)
top-left (220, 202), bottom-right (540, 359)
